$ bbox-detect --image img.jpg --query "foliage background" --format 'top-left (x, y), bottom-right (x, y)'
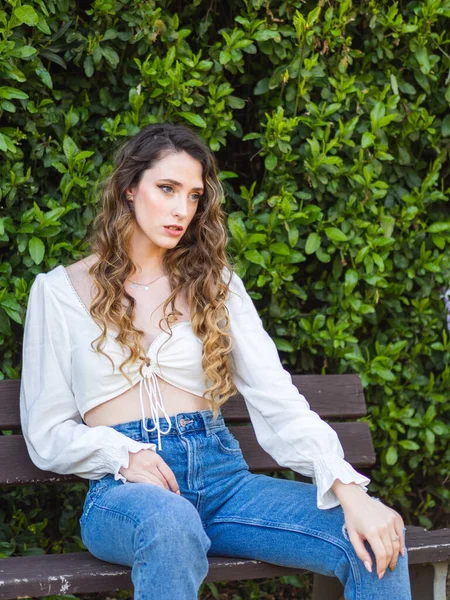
top-left (1, 0), bottom-right (449, 597)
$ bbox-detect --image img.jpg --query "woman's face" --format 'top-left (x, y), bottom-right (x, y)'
top-left (126, 150), bottom-right (203, 253)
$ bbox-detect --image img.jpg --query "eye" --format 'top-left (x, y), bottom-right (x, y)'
top-left (158, 185), bottom-right (202, 202)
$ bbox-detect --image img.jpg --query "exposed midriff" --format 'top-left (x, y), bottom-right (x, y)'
top-left (83, 378), bottom-right (210, 427)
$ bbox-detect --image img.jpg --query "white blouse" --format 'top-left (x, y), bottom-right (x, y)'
top-left (19, 264), bottom-right (370, 509)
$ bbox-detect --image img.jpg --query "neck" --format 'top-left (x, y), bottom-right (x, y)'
top-left (128, 230), bottom-right (166, 280)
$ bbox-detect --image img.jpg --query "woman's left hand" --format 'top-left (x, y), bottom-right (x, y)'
top-left (331, 480), bottom-right (406, 579)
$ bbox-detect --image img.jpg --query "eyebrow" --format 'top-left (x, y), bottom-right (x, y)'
top-left (158, 178), bottom-right (204, 193)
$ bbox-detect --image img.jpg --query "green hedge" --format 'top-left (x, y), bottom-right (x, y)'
top-left (1, 0), bottom-right (449, 586)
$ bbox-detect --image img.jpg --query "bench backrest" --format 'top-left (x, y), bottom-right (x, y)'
top-left (0, 375), bottom-right (375, 485)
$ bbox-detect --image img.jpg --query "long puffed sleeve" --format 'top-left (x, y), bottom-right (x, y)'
top-left (20, 273), bottom-right (157, 481)
top-left (225, 270), bottom-right (370, 509)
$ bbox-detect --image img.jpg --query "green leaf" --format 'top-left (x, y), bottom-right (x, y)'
top-left (372, 365), bottom-right (396, 381)
top-left (29, 237), bottom-right (45, 264)
top-left (270, 242), bottom-right (290, 256)
top-left (265, 153), bottom-right (277, 171)
top-left (398, 440), bottom-right (419, 451)
top-left (344, 269), bottom-right (359, 295)
top-left (0, 87), bottom-right (29, 100)
top-left (442, 115), bottom-right (450, 137)
top-left (74, 151), bottom-right (95, 163)
top-left (63, 135), bottom-right (79, 161)
top-left (415, 46), bottom-right (430, 74)
top-left (361, 132), bottom-right (375, 148)
top-left (14, 5), bottom-right (39, 26)
top-left (316, 248), bottom-right (331, 262)
top-left (244, 249), bottom-right (266, 268)
top-left (101, 46), bottom-right (120, 68)
top-left (305, 232), bottom-right (321, 254)
top-left (253, 29), bottom-right (281, 42)
top-left (10, 45), bottom-right (37, 58)
top-left (274, 338), bottom-right (295, 352)
top-left (325, 227), bottom-right (348, 242)
top-left (386, 446), bottom-right (398, 465)
top-left (288, 227), bottom-right (299, 248)
top-left (178, 112), bottom-right (206, 128)
top-left (370, 102), bottom-right (385, 131)
top-left (390, 74), bottom-right (399, 95)
top-left (427, 222), bottom-right (450, 233)
top-left (228, 214), bottom-right (246, 246)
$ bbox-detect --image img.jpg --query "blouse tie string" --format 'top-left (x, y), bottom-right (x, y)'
top-left (139, 359), bottom-right (172, 450)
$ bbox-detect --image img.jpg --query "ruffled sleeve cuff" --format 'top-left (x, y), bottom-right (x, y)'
top-left (101, 438), bottom-right (157, 483)
top-left (312, 453), bottom-right (371, 510)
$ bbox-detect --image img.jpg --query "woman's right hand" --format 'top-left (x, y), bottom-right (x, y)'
top-left (119, 449), bottom-right (181, 494)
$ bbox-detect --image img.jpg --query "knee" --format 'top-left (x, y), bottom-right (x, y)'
top-left (135, 493), bottom-right (211, 558)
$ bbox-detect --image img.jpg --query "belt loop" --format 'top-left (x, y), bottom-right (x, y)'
top-left (198, 409), bottom-right (212, 436)
top-left (201, 408), bottom-right (222, 436)
top-left (139, 418), bottom-right (151, 443)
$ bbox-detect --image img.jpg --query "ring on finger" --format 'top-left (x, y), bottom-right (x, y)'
top-left (391, 535), bottom-right (400, 542)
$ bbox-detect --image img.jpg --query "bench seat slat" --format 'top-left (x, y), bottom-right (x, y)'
top-left (0, 374), bottom-right (366, 429)
top-left (0, 423), bottom-right (375, 485)
top-left (0, 527), bottom-right (448, 600)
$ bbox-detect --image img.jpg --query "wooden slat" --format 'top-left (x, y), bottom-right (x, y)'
top-left (405, 526), bottom-right (450, 565)
top-left (0, 423), bottom-right (375, 485)
top-left (0, 552), bottom-right (304, 599)
top-left (0, 374), bottom-right (366, 429)
top-left (0, 527), bottom-right (448, 599)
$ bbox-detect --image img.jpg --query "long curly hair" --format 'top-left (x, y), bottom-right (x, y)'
top-left (85, 123), bottom-right (238, 418)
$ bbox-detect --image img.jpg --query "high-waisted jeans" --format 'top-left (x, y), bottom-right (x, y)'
top-left (79, 409), bottom-right (412, 600)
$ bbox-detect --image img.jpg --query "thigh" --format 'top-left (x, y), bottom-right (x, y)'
top-left (203, 474), bottom-right (411, 599)
top-left (204, 473), bottom-right (353, 576)
top-left (80, 474), bottom-right (208, 567)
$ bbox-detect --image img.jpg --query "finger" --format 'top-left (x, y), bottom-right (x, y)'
top-left (389, 511), bottom-right (406, 558)
top-left (157, 462), bottom-right (180, 494)
top-left (132, 472), bottom-right (166, 489)
top-left (400, 526), bottom-right (406, 557)
top-left (366, 532), bottom-right (388, 578)
top-left (389, 522), bottom-right (404, 570)
top-left (145, 468), bottom-right (170, 490)
top-left (348, 531), bottom-right (372, 573)
top-left (378, 529), bottom-right (395, 578)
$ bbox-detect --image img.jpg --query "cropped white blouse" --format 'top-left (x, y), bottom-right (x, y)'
top-left (19, 264), bottom-right (370, 509)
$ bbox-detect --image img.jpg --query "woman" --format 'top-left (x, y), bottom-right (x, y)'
top-left (20, 123), bottom-right (412, 599)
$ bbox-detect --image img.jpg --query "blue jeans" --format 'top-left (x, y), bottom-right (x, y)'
top-left (79, 409), bottom-right (411, 600)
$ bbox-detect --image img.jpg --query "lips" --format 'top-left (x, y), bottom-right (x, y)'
top-left (164, 225), bottom-right (183, 231)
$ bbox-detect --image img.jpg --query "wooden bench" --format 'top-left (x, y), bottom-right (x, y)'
top-left (0, 375), bottom-right (449, 600)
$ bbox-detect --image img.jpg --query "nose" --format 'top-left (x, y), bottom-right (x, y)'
top-left (172, 195), bottom-right (190, 218)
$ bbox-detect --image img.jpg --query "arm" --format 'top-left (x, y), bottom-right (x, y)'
top-left (225, 269), bottom-right (370, 509)
top-left (20, 273), bottom-right (156, 481)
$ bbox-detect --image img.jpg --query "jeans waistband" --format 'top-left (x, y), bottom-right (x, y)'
top-left (109, 408), bottom-right (224, 439)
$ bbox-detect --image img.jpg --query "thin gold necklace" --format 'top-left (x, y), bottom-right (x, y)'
top-left (127, 273), bottom-right (166, 292)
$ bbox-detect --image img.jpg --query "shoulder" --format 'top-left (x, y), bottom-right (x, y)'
top-left (29, 254), bottom-right (97, 308)
top-left (64, 254), bottom-right (97, 287)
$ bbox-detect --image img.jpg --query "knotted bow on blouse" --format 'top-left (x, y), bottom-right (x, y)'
top-left (139, 358), bottom-right (172, 450)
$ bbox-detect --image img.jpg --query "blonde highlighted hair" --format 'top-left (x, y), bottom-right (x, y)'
top-left (85, 123), bottom-right (238, 418)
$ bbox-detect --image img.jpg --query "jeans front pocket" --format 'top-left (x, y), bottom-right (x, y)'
top-left (211, 426), bottom-right (242, 455)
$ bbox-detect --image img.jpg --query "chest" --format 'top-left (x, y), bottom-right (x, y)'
top-left (129, 282), bottom-right (191, 348)
top-left (65, 265), bottom-right (191, 349)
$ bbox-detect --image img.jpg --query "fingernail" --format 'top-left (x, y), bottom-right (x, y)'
top-left (378, 570), bottom-right (385, 579)
top-left (401, 548), bottom-right (405, 557)
top-left (364, 560), bottom-right (372, 573)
